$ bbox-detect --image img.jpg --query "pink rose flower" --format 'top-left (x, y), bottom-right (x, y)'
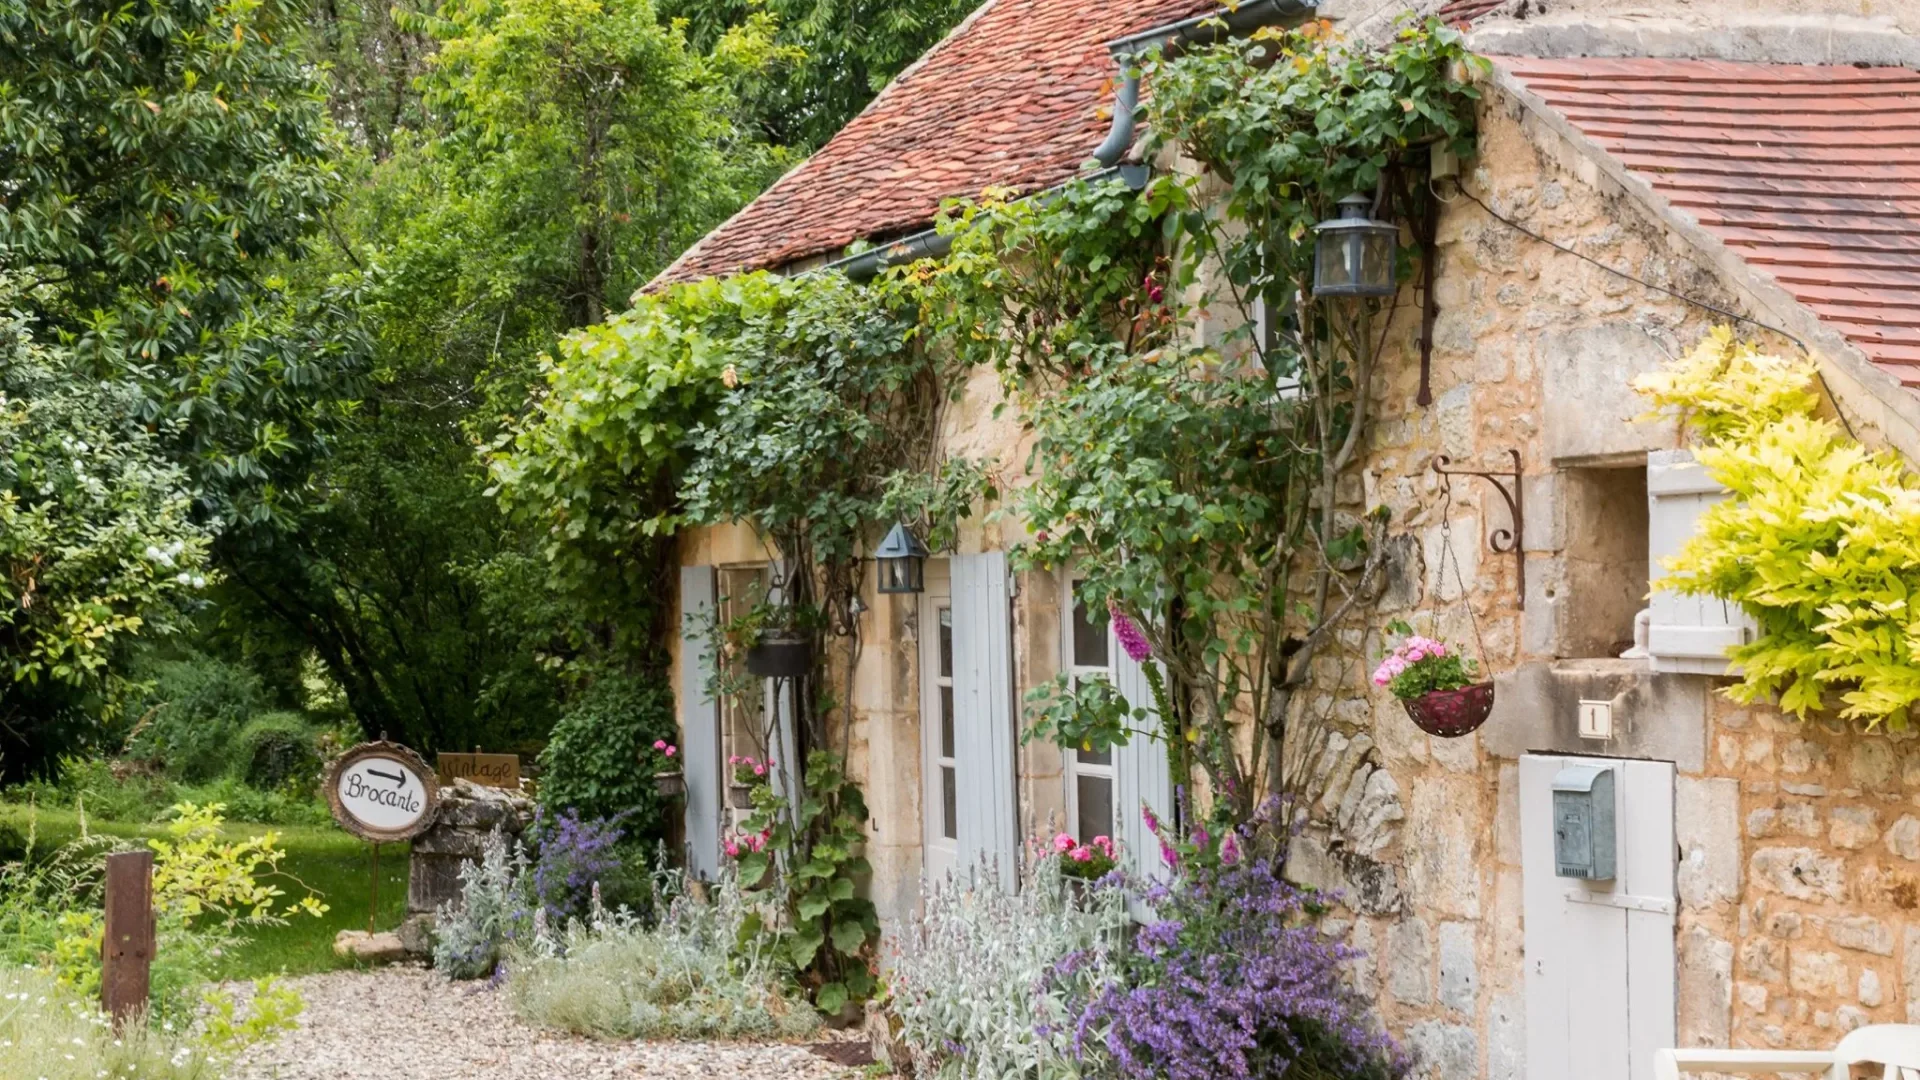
top-left (654, 740), bottom-right (667, 750)
top-left (664, 745), bottom-right (676, 757)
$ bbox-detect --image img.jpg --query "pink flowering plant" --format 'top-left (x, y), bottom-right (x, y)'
top-left (1048, 831), bottom-right (1118, 881)
top-left (1372, 621), bottom-right (1478, 701)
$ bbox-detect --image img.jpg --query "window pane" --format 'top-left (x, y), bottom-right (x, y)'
top-left (938, 606), bottom-right (953, 678)
top-left (1077, 747), bottom-right (1111, 767)
top-left (942, 766), bottom-right (959, 841)
top-left (1071, 583), bottom-right (1109, 668)
top-left (940, 686), bottom-right (955, 759)
top-left (1075, 775), bottom-right (1114, 842)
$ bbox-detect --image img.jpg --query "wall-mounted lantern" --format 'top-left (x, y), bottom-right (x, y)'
top-left (1312, 193), bottom-right (1398, 298)
top-left (874, 523), bottom-right (929, 594)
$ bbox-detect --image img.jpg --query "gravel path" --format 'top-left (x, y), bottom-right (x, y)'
top-left (231, 967), bottom-right (863, 1080)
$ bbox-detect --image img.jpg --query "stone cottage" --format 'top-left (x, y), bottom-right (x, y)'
top-left (649, 0), bottom-right (1920, 1076)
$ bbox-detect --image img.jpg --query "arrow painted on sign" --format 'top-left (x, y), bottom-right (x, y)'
top-left (366, 767), bottom-right (406, 789)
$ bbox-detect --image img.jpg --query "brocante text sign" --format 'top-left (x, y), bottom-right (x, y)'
top-left (326, 741), bottom-right (440, 843)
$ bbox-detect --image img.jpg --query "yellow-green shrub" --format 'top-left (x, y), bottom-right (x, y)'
top-left (1636, 327), bottom-right (1920, 725)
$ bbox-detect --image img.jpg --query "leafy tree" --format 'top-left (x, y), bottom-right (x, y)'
top-left (663, 0), bottom-right (977, 150)
top-left (0, 0), bottom-right (366, 525)
top-left (0, 303), bottom-right (214, 777)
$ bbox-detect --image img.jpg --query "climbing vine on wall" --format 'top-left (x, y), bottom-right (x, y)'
top-left (924, 18), bottom-right (1484, 819)
top-left (1638, 328), bottom-right (1920, 728)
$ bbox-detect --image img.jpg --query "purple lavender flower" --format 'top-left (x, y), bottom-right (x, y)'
top-left (529, 808), bottom-right (627, 926)
top-left (1062, 837), bottom-right (1404, 1080)
top-left (1108, 601), bottom-right (1152, 663)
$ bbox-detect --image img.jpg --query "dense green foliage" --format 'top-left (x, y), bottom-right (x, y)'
top-left (976, 21), bottom-right (1484, 813)
top-left (1638, 328), bottom-right (1920, 727)
top-left (536, 677), bottom-right (677, 825)
top-left (0, 310), bottom-right (214, 776)
top-left (0, 0), bottom-right (366, 527)
top-left (665, 0), bottom-right (976, 150)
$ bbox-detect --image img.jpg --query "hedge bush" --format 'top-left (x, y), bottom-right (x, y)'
top-left (536, 677), bottom-right (676, 835)
top-left (235, 711), bottom-right (324, 790)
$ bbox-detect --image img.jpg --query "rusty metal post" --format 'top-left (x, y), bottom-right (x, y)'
top-left (101, 850), bottom-right (155, 1029)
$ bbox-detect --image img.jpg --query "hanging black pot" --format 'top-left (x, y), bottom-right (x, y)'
top-left (746, 633), bottom-right (813, 678)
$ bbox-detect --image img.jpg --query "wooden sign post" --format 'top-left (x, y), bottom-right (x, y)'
top-left (101, 850), bottom-right (154, 1029)
top-left (325, 741), bottom-right (440, 935)
top-left (436, 751), bottom-right (521, 790)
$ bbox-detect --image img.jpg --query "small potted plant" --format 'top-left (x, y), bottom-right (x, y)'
top-left (736, 603), bottom-right (813, 679)
top-left (650, 740), bottom-right (684, 798)
top-left (1373, 629), bottom-right (1493, 738)
top-left (1049, 832), bottom-right (1117, 899)
top-left (729, 754), bottom-right (774, 809)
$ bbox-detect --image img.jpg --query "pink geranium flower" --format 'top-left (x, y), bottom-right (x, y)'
top-left (1053, 832), bottom-right (1076, 854)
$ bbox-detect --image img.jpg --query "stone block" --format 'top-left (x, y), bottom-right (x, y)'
top-left (1741, 937), bottom-right (1785, 985)
top-left (1905, 926), bottom-right (1920, 1023)
top-left (1388, 917), bottom-right (1434, 1006)
top-left (1829, 915), bottom-right (1895, 958)
top-left (1853, 741), bottom-right (1898, 792)
top-left (1488, 993), bottom-right (1524, 1080)
top-left (1886, 816), bottom-right (1920, 861)
top-left (1406, 775), bottom-right (1483, 919)
top-left (1438, 921), bottom-right (1477, 1014)
top-left (1676, 777), bottom-right (1739, 910)
top-left (1749, 847), bottom-right (1847, 902)
top-left (333, 930), bottom-right (408, 965)
top-left (1678, 924), bottom-right (1733, 1047)
top-left (1860, 968), bottom-right (1884, 1008)
top-left (1408, 1020), bottom-right (1478, 1080)
top-left (1789, 950), bottom-right (1848, 997)
top-left (396, 913), bottom-right (436, 957)
top-left (1831, 806), bottom-right (1881, 851)
top-left (1481, 660), bottom-right (1705, 772)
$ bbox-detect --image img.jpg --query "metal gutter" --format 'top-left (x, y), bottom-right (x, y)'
top-left (820, 165), bottom-right (1150, 281)
top-left (827, 0), bottom-right (1315, 282)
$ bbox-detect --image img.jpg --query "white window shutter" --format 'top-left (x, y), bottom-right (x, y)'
top-left (678, 565), bottom-right (721, 878)
top-left (1646, 449), bottom-right (1755, 675)
top-left (951, 553), bottom-right (1018, 888)
top-left (1111, 629), bottom-right (1173, 883)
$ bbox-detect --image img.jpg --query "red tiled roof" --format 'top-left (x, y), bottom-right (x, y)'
top-left (1435, 0), bottom-right (1506, 27)
top-left (650, 0), bottom-right (1219, 288)
top-left (1501, 57), bottom-right (1920, 390)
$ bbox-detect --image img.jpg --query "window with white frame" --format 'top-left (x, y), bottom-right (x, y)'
top-left (932, 604), bottom-right (958, 843)
top-left (717, 565), bottom-right (769, 825)
top-left (1251, 293), bottom-right (1303, 397)
top-left (1063, 574), bottom-right (1115, 844)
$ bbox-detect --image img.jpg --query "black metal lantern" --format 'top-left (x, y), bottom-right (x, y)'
top-left (874, 523), bottom-right (929, 594)
top-left (1312, 193), bottom-right (1397, 298)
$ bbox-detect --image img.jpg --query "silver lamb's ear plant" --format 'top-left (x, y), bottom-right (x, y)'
top-left (891, 851), bottom-right (1131, 1080)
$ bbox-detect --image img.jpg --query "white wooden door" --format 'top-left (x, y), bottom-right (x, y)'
top-left (918, 562), bottom-right (958, 885)
top-left (1521, 754), bottom-right (1676, 1080)
top-left (679, 565), bottom-right (721, 879)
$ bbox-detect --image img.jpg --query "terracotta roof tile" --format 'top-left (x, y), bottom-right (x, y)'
top-left (650, 0), bottom-right (1219, 288)
top-left (1435, 0), bottom-right (1508, 27)
top-left (1499, 56), bottom-right (1920, 392)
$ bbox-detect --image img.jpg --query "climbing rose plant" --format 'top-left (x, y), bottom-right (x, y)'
top-left (1636, 327), bottom-right (1920, 726)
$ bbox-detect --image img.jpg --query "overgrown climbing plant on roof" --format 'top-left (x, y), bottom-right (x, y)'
top-left (1636, 327), bottom-right (1920, 727)
top-left (925, 17), bottom-right (1484, 820)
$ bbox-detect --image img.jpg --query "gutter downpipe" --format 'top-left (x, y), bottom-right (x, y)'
top-left (825, 0), bottom-right (1315, 282)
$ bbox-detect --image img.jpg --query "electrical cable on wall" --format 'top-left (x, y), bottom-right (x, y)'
top-left (1443, 181), bottom-right (1868, 441)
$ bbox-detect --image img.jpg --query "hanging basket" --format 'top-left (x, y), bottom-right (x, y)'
top-left (746, 634), bottom-right (813, 678)
top-left (1402, 681), bottom-right (1495, 739)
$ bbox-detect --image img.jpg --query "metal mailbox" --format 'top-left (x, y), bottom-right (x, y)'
top-left (1551, 764), bottom-right (1616, 880)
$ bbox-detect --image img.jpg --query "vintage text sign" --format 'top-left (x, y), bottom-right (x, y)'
top-left (326, 741), bottom-right (440, 843)
top-left (436, 752), bottom-right (521, 790)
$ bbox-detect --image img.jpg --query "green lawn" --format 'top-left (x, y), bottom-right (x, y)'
top-left (0, 803), bottom-right (412, 981)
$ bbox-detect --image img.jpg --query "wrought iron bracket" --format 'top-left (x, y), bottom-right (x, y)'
top-left (1432, 449), bottom-right (1525, 609)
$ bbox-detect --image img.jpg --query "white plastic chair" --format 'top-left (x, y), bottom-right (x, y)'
top-left (1655, 1024), bottom-right (1920, 1080)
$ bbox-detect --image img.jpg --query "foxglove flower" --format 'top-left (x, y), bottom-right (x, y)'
top-left (1109, 601), bottom-right (1153, 663)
